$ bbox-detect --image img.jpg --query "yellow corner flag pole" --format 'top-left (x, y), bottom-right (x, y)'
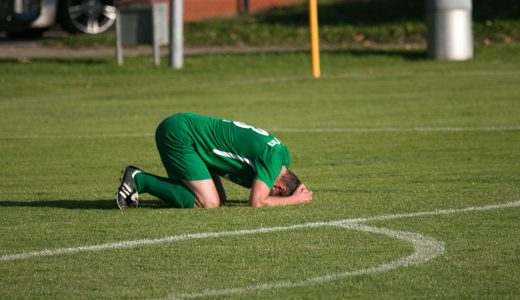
top-left (309, 0), bottom-right (321, 78)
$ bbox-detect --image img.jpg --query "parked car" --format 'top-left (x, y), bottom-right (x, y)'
top-left (0, 0), bottom-right (116, 37)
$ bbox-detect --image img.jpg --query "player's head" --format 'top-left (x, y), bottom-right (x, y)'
top-left (270, 169), bottom-right (301, 197)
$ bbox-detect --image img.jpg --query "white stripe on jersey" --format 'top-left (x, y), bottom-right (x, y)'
top-left (212, 149), bottom-right (256, 171)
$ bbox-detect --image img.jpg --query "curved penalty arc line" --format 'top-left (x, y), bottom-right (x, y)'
top-left (167, 223), bottom-right (445, 299)
top-left (1, 201), bottom-right (519, 299)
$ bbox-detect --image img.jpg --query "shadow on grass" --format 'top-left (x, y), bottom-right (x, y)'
top-left (187, 47), bottom-right (427, 61)
top-left (0, 199), bottom-right (163, 210)
top-left (0, 48), bottom-right (427, 64)
top-left (256, 0), bottom-right (520, 25)
top-left (324, 48), bottom-right (427, 60)
top-left (0, 199), bottom-right (248, 209)
top-left (256, 0), bottom-right (424, 26)
top-left (0, 57), bottom-right (111, 65)
top-left (222, 199), bottom-right (249, 207)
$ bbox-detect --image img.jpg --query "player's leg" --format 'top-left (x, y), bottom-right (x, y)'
top-left (133, 172), bottom-right (195, 208)
top-left (211, 173), bottom-right (227, 205)
top-left (116, 165), bottom-right (196, 209)
top-left (155, 114), bottom-right (221, 208)
top-left (160, 150), bottom-right (221, 208)
top-left (181, 178), bottom-right (220, 208)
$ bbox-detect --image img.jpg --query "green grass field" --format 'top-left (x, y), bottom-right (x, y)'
top-left (1, 44), bottom-right (519, 299)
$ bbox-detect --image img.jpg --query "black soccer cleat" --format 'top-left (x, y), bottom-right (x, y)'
top-left (116, 165), bottom-right (142, 210)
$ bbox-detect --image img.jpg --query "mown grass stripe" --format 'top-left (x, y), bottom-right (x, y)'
top-left (0, 126), bottom-right (518, 140)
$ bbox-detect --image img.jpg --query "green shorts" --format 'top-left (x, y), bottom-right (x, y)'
top-left (155, 114), bottom-right (211, 181)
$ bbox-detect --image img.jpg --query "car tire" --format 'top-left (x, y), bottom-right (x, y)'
top-left (59, 0), bottom-right (116, 34)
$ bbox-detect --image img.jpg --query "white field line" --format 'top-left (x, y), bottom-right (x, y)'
top-left (167, 201), bottom-right (520, 299)
top-left (0, 132), bottom-right (155, 140)
top-left (1, 126), bottom-right (519, 140)
top-left (2, 201), bottom-right (518, 299)
top-left (169, 223), bottom-right (445, 299)
top-left (1, 201), bottom-right (518, 263)
top-left (271, 126), bottom-right (520, 133)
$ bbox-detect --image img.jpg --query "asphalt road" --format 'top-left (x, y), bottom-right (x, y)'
top-left (0, 32), bottom-right (310, 60)
top-left (0, 29), bottom-right (137, 59)
top-left (0, 28), bottom-right (425, 60)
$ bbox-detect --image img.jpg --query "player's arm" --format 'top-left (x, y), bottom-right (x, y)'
top-left (248, 179), bottom-right (312, 207)
top-left (211, 173), bottom-right (227, 206)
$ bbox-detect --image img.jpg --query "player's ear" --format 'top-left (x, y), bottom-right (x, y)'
top-left (278, 184), bottom-right (287, 193)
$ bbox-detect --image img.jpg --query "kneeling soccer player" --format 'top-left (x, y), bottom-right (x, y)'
top-left (116, 112), bottom-right (313, 209)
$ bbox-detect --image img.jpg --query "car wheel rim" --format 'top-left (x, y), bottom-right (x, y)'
top-left (67, 0), bottom-right (116, 34)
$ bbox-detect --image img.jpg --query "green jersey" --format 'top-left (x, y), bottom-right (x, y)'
top-left (180, 113), bottom-right (291, 189)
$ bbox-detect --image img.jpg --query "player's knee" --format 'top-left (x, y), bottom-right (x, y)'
top-left (183, 179), bottom-right (221, 208)
top-left (197, 197), bottom-right (220, 208)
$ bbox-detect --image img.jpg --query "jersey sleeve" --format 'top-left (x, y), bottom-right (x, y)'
top-left (254, 145), bottom-right (289, 188)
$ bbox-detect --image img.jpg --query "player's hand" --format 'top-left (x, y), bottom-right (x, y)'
top-left (292, 183), bottom-right (313, 203)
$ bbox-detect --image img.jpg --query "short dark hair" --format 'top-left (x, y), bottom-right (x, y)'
top-left (279, 170), bottom-right (301, 196)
